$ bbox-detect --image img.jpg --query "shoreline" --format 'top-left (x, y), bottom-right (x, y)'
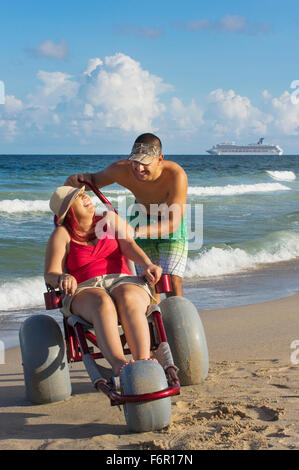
top-left (0, 293), bottom-right (298, 450)
top-left (2, 254), bottom-right (299, 324)
top-left (1, 256), bottom-right (299, 351)
top-left (185, 256), bottom-right (299, 310)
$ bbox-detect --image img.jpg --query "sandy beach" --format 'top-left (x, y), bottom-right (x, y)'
top-left (0, 293), bottom-right (298, 451)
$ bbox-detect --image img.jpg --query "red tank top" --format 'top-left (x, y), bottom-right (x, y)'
top-left (66, 236), bottom-right (132, 284)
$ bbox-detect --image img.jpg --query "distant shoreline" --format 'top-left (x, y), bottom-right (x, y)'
top-left (1, 154), bottom-right (299, 157)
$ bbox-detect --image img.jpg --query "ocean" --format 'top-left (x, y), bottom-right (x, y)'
top-left (1, 154), bottom-right (299, 348)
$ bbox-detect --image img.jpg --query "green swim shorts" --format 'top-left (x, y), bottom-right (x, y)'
top-left (130, 209), bottom-right (188, 277)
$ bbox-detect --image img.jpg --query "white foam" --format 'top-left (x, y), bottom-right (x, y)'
top-left (0, 199), bottom-right (50, 213)
top-left (185, 231), bottom-right (299, 278)
top-left (0, 277), bottom-right (45, 311)
top-left (187, 182), bottom-right (291, 197)
top-left (0, 194), bottom-right (131, 214)
top-left (1, 231), bottom-right (299, 309)
top-left (0, 183), bottom-right (290, 214)
top-left (266, 170), bottom-right (296, 181)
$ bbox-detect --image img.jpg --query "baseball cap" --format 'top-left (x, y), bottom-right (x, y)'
top-left (128, 142), bottom-right (161, 165)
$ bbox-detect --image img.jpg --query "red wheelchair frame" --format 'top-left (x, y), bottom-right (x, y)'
top-left (62, 279), bottom-right (180, 406)
top-left (46, 179), bottom-right (180, 406)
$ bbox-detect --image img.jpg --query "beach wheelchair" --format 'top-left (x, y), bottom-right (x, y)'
top-left (19, 181), bottom-right (209, 433)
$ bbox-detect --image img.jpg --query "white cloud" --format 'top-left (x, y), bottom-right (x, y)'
top-left (32, 39), bottom-right (69, 60)
top-left (2, 95), bottom-right (24, 116)
top-left (115, 24), bottom-right (163, 39)
top-left (83, 103), bottom-right (94, 117)
top-left (0, 95), bottom-right (23, 141)
top-left (263, 90), bottom-right (299, 135)
top-left (1, 52), bottom-right (298, 150)
top-left (0, 119), bottom-right (18, 142)
top-left (205, 88), bottom-right (272, 137)
top-left (84, 58), bottom-right (103, 76)
top-left (218, 15), bottom-right (247, 33)
top-left (0, 53), bottom-right (172, 142)
top-left (27, 70), bottom-right (79, 108)
top-left (82, 53), bottom-right (171, 132)
top-left (184, 19), bottom-right (211, 31)
top-left (170, 97), bottom-right (204, 132)
top-left (180, 15), bottom-right (272, 35)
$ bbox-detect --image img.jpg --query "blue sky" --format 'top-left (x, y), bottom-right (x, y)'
top-left (1, 0), bottom-right (299, 154)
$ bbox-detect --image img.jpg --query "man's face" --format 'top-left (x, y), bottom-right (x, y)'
top-left (131, 156), bottom-right (163, 182)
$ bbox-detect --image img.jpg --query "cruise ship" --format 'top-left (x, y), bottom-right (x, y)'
top-left (207, 138), bottom-right (283, 156)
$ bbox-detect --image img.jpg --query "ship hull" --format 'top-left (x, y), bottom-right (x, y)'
top-left (207, 142), bottom-right (283, 156)
top-left (207, 150), bottom-right (283, 156)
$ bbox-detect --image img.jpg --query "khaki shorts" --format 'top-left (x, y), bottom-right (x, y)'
top-left (60, 273), bottom-right (156, 318)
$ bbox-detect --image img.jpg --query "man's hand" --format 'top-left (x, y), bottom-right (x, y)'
top-left (142, 264), bottom-right (162, 285)
top-left (64, 173), bottom-right (90, 187)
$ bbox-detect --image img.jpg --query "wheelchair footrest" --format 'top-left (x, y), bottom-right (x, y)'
top-left (67, 315), bottom-right (93, 330)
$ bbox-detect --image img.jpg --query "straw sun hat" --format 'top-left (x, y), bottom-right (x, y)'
top-left (49, 185), bottom-right (85, 224)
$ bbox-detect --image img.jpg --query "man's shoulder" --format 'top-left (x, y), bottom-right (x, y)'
top-left (107, 159), bottom-right (130, 173)
top-left (163, 160), bottom-right (187, 180)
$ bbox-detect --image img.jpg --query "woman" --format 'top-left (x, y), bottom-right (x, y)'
top-left (44, 185), bottom-right (162, 382)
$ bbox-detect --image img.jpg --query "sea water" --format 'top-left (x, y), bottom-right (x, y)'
top-left (1, 154), bottom-right (299, 347)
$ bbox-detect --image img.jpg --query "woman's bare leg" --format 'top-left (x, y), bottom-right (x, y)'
top-left (71, 288), bottom-right (127, 376)
top-left (111, 284), bottom-right (151, 361)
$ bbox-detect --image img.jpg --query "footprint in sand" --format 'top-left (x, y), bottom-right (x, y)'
top-left (246, 405), bottom-right (285, 422)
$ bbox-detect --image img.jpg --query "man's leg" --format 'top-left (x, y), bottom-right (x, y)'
top-left (134, 239), bottom-right (161, 302)
top-left (159, 239), bottom-right (188, 297)
top-left (166, 274), bottom-right (183, 297)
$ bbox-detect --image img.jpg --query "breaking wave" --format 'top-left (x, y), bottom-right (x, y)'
top-left (185, 230), bottom-right (299, 278)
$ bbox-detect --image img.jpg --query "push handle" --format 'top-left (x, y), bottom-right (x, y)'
top-left (44, 289), bottom-right (62, 310)
top-left (155, 274), bottom-right (172, 293)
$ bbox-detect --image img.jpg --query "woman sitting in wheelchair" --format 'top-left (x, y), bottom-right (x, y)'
top-left (44, 185), bottom-right (162, 382)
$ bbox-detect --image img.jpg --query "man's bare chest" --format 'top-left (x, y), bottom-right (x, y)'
top-left (118, 177), bottom-right (169, 206)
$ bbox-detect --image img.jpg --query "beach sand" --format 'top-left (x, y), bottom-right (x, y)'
top-left (0, 294), bottom-right (298, 451)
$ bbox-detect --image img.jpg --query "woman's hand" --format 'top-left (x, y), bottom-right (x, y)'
top-left (58, 273), bottom-right (77, 296)
top-left (142, 264), bottom-right (162, 286)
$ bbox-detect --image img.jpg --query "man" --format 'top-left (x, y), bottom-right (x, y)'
top-left (65, 133), bottom-right (188, 297)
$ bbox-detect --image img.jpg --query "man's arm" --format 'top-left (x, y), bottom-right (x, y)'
top-left (64, 161), bottom-right (125, 189)
top-left (136, 167), bottom-right (188, 239)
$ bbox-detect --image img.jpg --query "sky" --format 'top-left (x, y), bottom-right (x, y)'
top-left (1, 0), bottom-right (299, 154)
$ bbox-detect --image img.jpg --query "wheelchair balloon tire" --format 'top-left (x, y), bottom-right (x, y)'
top-left (159, 296), bottom-right (209, 386)
top-left (120, 360), bottom-right (172, 433)
top-left (19, 314), bottom-right (72, 404)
